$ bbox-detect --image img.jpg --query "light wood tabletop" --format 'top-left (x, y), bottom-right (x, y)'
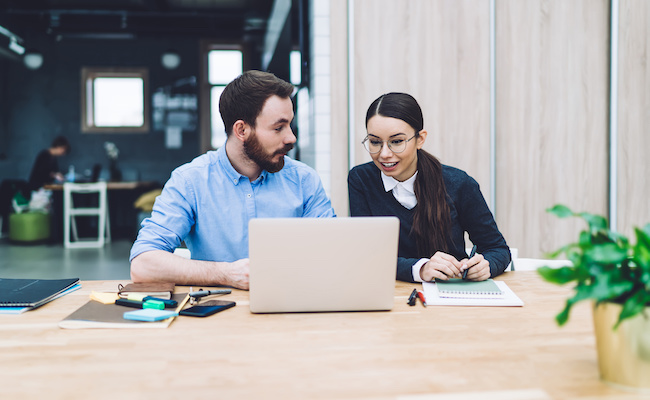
top-left (0, 272), bottom-right (645, 400)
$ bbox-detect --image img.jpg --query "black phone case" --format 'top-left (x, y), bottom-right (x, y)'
top-left (179, 301), bottom-right (235, 317)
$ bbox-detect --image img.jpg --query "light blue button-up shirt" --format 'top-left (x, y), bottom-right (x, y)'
top-left (130, 146), bottom-right (336, 263)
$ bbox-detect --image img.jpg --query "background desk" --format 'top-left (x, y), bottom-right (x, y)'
top-left (0, 272), bottom-right (642, 399)
top-left (44, 181), bottom-right (159, 242)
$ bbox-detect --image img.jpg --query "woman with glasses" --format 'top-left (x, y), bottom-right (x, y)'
top-left (348, 92), bottom-right (510, 283)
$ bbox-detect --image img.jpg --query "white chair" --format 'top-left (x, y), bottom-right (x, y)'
top-left (173, 247), bottom-right (191, 259)
top-left (63, 182), bottom-right (110, 248)
top-left (499, 247), bottom-right (572, 271)
top-left (513, 257), bottom-right (573, 271)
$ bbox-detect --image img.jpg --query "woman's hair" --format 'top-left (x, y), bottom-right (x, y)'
top-left (366, 92), bottom-right (451, 255)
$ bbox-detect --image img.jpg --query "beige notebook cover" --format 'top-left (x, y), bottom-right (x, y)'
top-left (59, 293), bottom-right (185, 329)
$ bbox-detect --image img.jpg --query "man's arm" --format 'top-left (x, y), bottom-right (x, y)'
top-left (130, 250), bottom-right (250, 290)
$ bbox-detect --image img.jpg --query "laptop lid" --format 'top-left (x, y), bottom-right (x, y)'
top-left (248, 217), bottom-right (399, 313)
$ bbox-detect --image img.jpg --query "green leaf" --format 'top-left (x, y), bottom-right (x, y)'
top-left (538, 266), bottom-right (581, 284)
top-left (586, 273), bottom-right (634, 302)
top-left (547, 204), bottom-right (574, 218)
top-left (608, 230), bottom-right (629, 246)
top-left (635, 226), bottom-right (650, 253)
top-left (633, 228), bottom-right (650, 272)
top-left (585, 243), bottom-right (627, 264)
top-left (555, 287), bottom-right (592, 326)
top-left (578, 231), bottom-right (592, 247)
top-left (641, 223), bottom-right (650, 239)
top-left (555, 301), bottom-right (571, 326)
top-left (578, 212), bottom-right (609, 231)
top-left (615, 290), bottom-right (650, 329)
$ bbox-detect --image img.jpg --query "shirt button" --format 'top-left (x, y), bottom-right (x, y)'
top-left (233, 179), bottom-right (237, 184)
top-left (247, 194), bottom-right (252, 198)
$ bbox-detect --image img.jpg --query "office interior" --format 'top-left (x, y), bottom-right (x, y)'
top-left (1, 0), bottom-right (650, 280)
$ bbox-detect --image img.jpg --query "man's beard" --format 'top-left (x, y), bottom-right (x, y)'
top-left (243, 130), bottom-right (294, 173)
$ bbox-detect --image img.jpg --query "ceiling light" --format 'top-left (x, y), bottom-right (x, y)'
top-left (161, 51), bottom-right (181, 70)
top-left (24, 51), bottom-right (43, 70)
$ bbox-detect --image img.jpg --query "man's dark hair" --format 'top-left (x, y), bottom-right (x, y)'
top-left (219, 70), bottom-right (294, 136)
top-left (51, 135), bottom-right (70, 154)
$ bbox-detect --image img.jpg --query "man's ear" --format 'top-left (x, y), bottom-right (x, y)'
top-left (232, 120), bottom-right (248, 143)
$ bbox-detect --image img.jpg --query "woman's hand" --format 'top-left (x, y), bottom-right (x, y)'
top-left (460, 253), bottom-right (490, 281)
top-left (419, 251), bottom-right (463, 281)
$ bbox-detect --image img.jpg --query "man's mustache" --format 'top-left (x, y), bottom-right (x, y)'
top-left (276, 143), bottom-right (294, 155)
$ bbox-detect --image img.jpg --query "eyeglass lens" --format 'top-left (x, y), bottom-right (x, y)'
top-left (363, 136), bottom-right (410, 154)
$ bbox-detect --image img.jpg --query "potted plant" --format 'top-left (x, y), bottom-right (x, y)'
top-left (538, 204), bottom-right (650, 390)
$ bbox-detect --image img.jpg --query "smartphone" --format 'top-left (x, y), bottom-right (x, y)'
top-left (179, 300), bottom-right (236, 317)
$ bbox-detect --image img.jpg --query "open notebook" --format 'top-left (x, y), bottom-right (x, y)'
top-left (423, 279), bottom-right (523, 307)
top-left (435, 279), bottom-right (504, 299)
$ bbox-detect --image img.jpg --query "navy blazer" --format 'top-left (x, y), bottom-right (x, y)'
top-left (348, 162), bottom-right (511, 282)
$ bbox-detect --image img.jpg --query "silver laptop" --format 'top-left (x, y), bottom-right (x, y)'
top-left (248, 217), bottom-right (399, 313)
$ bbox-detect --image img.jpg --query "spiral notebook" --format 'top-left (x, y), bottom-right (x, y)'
top-left (423, 279), bottom-right (524, 307)
top-left (435, 279), bottom-right (504, 299)
top-left (0, 278), bottom-right (80, 310)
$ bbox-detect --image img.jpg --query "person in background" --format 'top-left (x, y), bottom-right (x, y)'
top-left (130, 70), bottom-right (336, 290)
top-left (348, 92), bottom-right (510, 283)
top-left (28, 135), bottom-right (70, 190)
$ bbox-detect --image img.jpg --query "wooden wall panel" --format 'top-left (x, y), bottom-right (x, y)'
top-left (617, 0), bottom-right (650, 237)
top-left (351, 0), bottom-right (491, 201)
top-left (330, 0), bottom-right (350, 216)
top-left (496, 0), bottom-right (610, 257)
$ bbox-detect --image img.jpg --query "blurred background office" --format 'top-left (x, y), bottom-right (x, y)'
top-left (1, 0), bottom-right (649, 260)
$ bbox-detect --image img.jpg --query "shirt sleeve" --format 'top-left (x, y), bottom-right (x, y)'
top-left (129, 169), bottom-right (197, 261)
top-left (301, 170), bottom-right (336, 218)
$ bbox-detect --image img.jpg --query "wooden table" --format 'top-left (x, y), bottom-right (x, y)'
top-left (0, 272), bottom-right (645, 399)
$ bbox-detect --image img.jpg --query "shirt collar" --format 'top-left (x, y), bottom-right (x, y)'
top-left (381, 171), bottom-right (417, 194)
top-left (217, 143), bottom-right (268, 186)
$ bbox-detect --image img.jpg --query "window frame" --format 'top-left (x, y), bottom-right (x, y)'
top-left (199, 41), bottom-right (248, 152)
top-left (81, 67), bottom-right (150, 133)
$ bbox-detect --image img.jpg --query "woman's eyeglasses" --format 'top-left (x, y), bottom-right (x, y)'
top-left (362, 135), bottom-right (416, 154)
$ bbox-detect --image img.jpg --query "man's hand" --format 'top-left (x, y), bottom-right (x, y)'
top-left (222, 258), bottom-right (250, 290)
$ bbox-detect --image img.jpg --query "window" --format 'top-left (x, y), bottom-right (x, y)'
top-left (81, 67), bottom-right (150, 133)
top-left (207, 49), bottom-right (243, 149)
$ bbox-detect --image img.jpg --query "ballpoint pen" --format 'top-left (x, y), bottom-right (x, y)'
top-left (462, 244), bottom-right (478, 280)
top-left (407, 288), bottom-right (418, 306)
top-left (416, 291), bottom-right (427, 307)
top-left (188, 288), bottom-right (232, 304)
top-left (188, 289), bottom-right (232, 298)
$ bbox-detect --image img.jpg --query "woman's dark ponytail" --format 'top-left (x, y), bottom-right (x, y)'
top-left (412, 149), bottom-right (451, 255)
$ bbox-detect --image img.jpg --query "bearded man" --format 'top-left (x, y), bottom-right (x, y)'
top-left (130, 71), bottom-right (335, 289)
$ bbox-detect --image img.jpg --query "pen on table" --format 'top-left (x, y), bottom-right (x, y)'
top-left (407, 288), bottom-right (418, 306)
top-left (188, 289), bottom-right (232, 298)
top-left (416, 291), bottom-right (427, 307)
top-left (462, 244), bottom-right (478, 280)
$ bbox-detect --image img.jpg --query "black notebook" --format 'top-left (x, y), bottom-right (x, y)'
top-left (0, 278), bottom-right (80, 309)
